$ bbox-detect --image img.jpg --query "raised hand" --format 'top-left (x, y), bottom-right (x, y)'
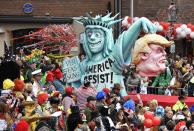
top-left (139, 17), bottom-right (157, 34)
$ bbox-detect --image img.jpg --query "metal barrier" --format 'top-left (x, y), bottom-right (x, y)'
top-left (126, 86), bottom-right (185, 96)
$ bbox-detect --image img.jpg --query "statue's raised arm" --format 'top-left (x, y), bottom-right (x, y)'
top-left (121, 17), bottom-right (157, 63)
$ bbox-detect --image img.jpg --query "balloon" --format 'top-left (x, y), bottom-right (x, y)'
top-left (176, 27), bottom-right (182, 34)
top-left (181, 24), bottom-right (187, 30)
top-left (163, 23), bottom-right (169, 31)
top-left (127, 17), bottom-right (131, 23)
top-left (152, 116), bottom-right (161, 126)
top-left (159, 21), bottom-right (165, 26)
top-left (191, 26), bottom-right (194, 32)
top-left (180, 31), bottom-right (186, 38)
top-left (122, 20), bottom-right (128, 26)
top-left (127, 24), bottom-right (131, 28)
top-left (185, 28), bottom-right (191, 34)
top-left (144, 119), bottom-right (153, 128)
top-left (144, 111), bottom-right (154, 120)
top-left (134, 17), bottom-right (139, 22)
top-left (157, 25), bottom-right (163, 32)
top-left (124, 16), bottom-right (128, 21)
top-left (187, 23), bottom-right (192, 28)
top-left (190, 32), bottom-right (194, 39)
top-left (174, 24), bottom-right (179, 29)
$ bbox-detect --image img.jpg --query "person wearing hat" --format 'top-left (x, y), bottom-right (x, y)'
top-left (173, 96), bottom-right (189, 113)
top-left (20, 101), bottom-right (40, 131)
top-left (110, 83), bottom-right (125, 105)
top-left (84, 96), bottom-right (96, 122)
top-left (49, 96), bottom-right (65, 131)
top-left (155, 106), bottom-right (165, 117)
top-left (24, 61), bottom-right (36, 83)
top-left (35, 111), bottom-right (60, 131)
top-left (62, 87), bottom-right (75, 118)
top-left (67, 105), bottom-right (84, 131)
top-left (102, 88), bottom-right (111, 104)
top-left (31, 69), bottom-right (44, 97)
top-left (13, 78), bottom-right (25, 99)
top-left (95, 91), bottom-right (107, 111)
top-left (2, 79), bottom-right (20, 110)
top-left (43, 71), bottom-right (56, 94)
top-left (100, 106), bottom-right (121, 130)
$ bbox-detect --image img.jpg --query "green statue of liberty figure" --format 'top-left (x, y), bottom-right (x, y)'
top-left (68, 13), bottom-right (157, 96)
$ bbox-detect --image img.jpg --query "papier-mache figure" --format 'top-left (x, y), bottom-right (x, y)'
top-left (131, 34), bottom-right (173, 77)
top-left (66, 13), bottom-right (157, 96)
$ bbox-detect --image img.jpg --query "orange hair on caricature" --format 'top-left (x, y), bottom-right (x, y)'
top-left (13, 79), bottom-right (25, 92)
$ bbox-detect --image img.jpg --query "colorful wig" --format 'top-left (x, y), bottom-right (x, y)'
top-left (15, 121), bottom-right (29, 131)
top-left (3, 79), bottom-right (15, 90)
top-left (13, 79), bottom-right (25, 92)
top-left (37, 92), bottom-right (48, 105)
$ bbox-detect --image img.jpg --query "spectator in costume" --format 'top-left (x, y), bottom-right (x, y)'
top-left (74, 80), bottom-right (97, 113)
top-left (44, 71), bottom-right (56, 94)
top-left (67, 106), bottom-right (84, 131)
top-left (51, 62), bottom-right (65, 93)
top-left (95, 91), bottom-right (107, 111)
top-left (31, 69), bottom-right (44, 97)
top-left (110, 83), bottom-right (125, 105)
top-left (62, 87), bottom-right (75, 118)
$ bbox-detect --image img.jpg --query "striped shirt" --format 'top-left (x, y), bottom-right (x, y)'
top-left (74, 86), bottom-right (97, 113)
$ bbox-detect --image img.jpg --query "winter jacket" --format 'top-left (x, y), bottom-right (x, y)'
top-left (152, 67), bottom-right (172, 88)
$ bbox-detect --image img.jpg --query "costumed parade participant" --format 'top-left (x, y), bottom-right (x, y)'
top-left (0, 42), bottom-right (20, 92)
top-left (64, 13), bottom-right (157, 96)
top-left (51, 62), bottom-right (65, 93)
top-left (24, 49), bottom-right (45, 83)
top-left (32, 69), bottom-right (44, 97)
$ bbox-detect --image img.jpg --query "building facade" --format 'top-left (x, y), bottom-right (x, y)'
top-left (0, 0), bottom-right (193, 57)
top-left (0, 0), bottom-right (114, 56)
top-left (121, 0), bottom-right (194, 56)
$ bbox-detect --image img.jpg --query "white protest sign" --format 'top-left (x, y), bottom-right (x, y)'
top-left (62, 56), bottom-right (81, 83)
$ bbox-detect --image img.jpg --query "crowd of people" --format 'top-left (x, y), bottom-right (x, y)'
top-left (0, 48), bottom-right (193, 131)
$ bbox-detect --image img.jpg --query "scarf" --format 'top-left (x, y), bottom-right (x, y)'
top-left (86, 103), bottom-right (95, 110)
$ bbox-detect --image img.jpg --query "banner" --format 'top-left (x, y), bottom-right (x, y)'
top-left (62, 56), bottom-right (81, 83)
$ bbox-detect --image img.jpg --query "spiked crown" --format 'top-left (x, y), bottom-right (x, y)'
top-left (77, 13), bottom-right (121, 29)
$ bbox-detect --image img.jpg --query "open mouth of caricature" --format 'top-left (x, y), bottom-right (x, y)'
top-left (159, 59), bottom-right (166, 64)
top-left (89, 41), bottom-right (101, 48)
